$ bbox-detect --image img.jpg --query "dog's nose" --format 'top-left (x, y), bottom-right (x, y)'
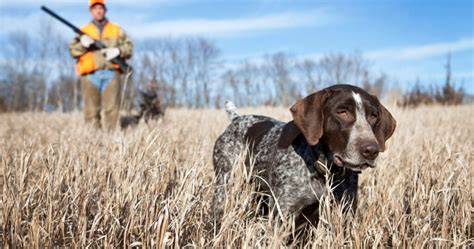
top-left (360, 141), bottom-right (380, 160)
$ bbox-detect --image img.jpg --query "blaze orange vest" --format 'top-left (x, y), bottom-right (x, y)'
top-left (76, 21), bottom-right (121, 75)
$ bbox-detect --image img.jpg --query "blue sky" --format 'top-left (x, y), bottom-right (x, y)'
top-left (1, 0), bottom-right (473, 93)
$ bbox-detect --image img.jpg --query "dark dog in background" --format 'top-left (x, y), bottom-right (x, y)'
top-left (212, 84), bottom-right (396, 231)
top-left (120, 90), bottom-right (165, 129)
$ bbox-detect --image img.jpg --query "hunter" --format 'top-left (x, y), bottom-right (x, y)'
top-left (69, 0), bottom-right (133, 130)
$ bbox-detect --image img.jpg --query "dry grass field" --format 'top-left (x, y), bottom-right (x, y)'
top-left (1, 105), bottom-right (473, 247)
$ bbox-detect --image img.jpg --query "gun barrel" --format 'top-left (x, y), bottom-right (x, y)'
top-left (41, 6), bottom-right (84, 35)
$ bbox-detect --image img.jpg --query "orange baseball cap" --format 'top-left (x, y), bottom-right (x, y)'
top-left (89, 0), bottom-right (106, 8)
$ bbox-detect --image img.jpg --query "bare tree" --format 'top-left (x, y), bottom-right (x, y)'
top-left (221, 69), bottom-right (240, 106)
top-left (194, 38), bottom-right (220, 108)
top-left (264, 52), bottom-right (298, 106)
top-left (318, 52), bottom-right (386, 97)
top-left (436, 54), bottom-right (464, 105)
top-left (297, 58), bottom-right (321, 93)
top-left (2, 32), bottom-right (33, 111)
top-left (319, 52), bottom-right (366, 85)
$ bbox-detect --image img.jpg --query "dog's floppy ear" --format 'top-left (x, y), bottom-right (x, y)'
top-left (374, 102), bottom-right (396, 151)
top-left (289, 89), bottom-right (329, 146)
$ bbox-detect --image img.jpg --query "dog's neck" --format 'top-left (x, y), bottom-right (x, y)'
top-left (291, 134), bottom-right (340, 175)
top-left (279, 121), bottom-right (360, 178)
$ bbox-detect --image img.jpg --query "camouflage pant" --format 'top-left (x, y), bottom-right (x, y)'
top-left (81, 71), bottom-right (121, 131)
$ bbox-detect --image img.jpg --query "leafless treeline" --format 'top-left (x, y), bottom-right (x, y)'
top-left (397, 55), bottom-right (466, 107)
top-left (0, 22), bottom-right (78, 112)
top-left (0, 22), bottom-right (389, 112)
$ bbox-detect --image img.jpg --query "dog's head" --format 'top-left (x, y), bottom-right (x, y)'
top-left (282, 84), bottom-right (396, 171)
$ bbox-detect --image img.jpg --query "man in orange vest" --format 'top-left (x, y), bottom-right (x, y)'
top-left (69, 0), bottom-right (133, 130)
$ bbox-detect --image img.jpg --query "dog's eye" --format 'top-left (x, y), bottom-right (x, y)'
top-left (370, 112), bottom-right (379, 119)
top-left (337, 110), bottom-right (346, 114)
top-left (336, 109), bottom-right (349, 117)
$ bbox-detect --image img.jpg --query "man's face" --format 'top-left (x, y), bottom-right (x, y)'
top-left (90, 4), bottom-right (105, 21)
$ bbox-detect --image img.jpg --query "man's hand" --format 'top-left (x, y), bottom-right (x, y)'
top-left (101, 48), bottom-right (120, 60)
top-left (80, 35), bottom-right (94, 48)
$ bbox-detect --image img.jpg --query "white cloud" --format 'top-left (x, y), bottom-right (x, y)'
top-left (0, 0), bottom-right (164, 7)
top-left (365, 38), bottom-right (474, 61)
top-left (0, 12), bottom-right (84, 38)
top-left (361, 38), bottom-right (473, 91)
top-left (0, 6), bottom-right (334, 40)
top-left (127, 10), bottom-right (334, 39)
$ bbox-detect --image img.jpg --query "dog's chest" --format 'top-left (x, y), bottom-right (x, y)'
top-left (249, 130), bottom-right (325, 193)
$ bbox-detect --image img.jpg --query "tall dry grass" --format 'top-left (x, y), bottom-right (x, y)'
top-left (1, 105), bottom-right (473, 247)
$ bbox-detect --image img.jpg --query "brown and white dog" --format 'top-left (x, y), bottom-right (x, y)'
top-left (212, 84), bottom-right (396, 229)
